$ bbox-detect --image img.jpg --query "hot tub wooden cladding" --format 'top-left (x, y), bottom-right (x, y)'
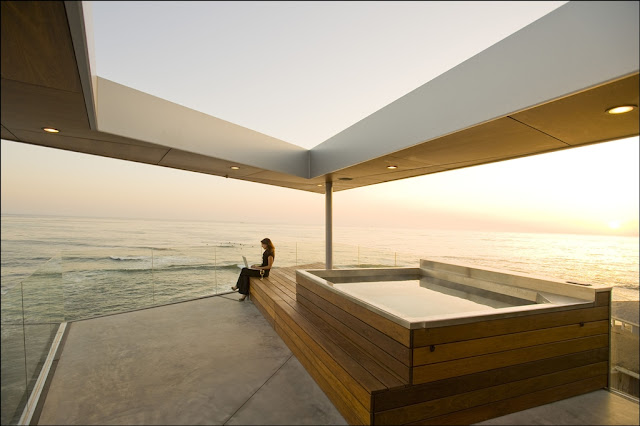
top-left (250, 262), bottom-right (611, 425)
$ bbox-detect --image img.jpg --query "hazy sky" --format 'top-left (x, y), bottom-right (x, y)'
top-left (1, 1), bottom-right (638, 236)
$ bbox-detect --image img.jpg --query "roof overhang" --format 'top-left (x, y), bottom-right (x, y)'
top-left (1, 1), bottom-right (638, 194)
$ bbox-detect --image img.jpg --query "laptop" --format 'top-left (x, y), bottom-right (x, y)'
top-left (239, 255), bottom-right (257, 269)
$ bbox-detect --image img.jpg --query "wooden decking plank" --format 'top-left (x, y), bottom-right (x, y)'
top-left (297, 284), bottom-right (412, 364)
top-left (267, 273), bottom-right (297, 300)
top-left (413, 306), bottom-right (610, 346)
top-left (297, 273), bottom-right (411, 346)
top-left (293, 294), bottom-right (406, 389)
top-left (250, 288), bottom-right (275, 326)
top-left (275, 300), bottom-right (386, 399)
top-left (408, 375), bottom-right (607, 425)
top-left (297, 292), bottom-right (411, 384)
top-left (375, 362), bottom-right (607, 424)
top-left (413, 320), bottom-right (609, 366)
top-left (413, 334), bottom-right (608, 384)
top-left (271, 269), bottom-right (298, 292)
top-left (261, 270), bottom-right (406, 389)
top-left (276, 319), bottom-right (368, 425)
top-left (374, 347), bottom-right (608, 412)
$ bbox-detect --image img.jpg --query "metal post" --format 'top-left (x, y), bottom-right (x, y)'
top-left (325, 181), bottom-right (333, 270)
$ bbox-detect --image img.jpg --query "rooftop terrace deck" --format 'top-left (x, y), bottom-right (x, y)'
top-left (33, 264), bottom-right (638, 425)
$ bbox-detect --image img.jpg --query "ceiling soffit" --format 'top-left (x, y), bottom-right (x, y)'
top-left (329, 73), bottom-right (638, 191)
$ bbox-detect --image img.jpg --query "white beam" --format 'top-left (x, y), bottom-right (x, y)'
top-left (309, 1), bottom-right (639, 177)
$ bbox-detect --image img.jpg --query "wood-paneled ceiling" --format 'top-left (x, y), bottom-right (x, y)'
top-left (1, 1), bottom-right (638, 194)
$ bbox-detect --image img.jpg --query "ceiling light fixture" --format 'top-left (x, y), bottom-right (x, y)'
top-left (42, 127), bottom-right (60, 133)
top-left (605, 105), bottom-right (636, 114)
top-left (387, 165), bottom-right (398, 169)
top-left (230, 166), bottom-right (240, 170)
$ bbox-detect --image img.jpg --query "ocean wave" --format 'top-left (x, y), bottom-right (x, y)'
top-left (64, 263), bottom-right (242, 275)
top-left (109, 256), bottom-right (148, 261)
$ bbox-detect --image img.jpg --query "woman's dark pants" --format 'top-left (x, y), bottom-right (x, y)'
top-left (236, 268), bottom-right (269, 295)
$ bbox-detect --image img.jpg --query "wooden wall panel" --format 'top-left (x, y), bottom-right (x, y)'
top-left (274, 300), bottom-right (381, 409)
top-left (595, 291), bottom-right (611, 307)
top-left (413, 320), bottom-right (608, 366)
top-left (376, 362), bottom-right (607, 425)
top-left (409, 375), bottom-right (607, 425)
top-left (294, 297), bottom-right (406, 389)
top-left (297, 285), bottom-right (411, 364)
top-left (297, 275), bottom-right (411, 346)
top-left (374, 347), bottom-right (608, 412)
top-left (413, 306), bottom-right (609, 346)
top-left (413, 334), bottom-right (608, 384)
top-left (276, 320), bottom-right (368, 425)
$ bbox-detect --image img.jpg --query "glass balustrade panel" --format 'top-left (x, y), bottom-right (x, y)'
top-left (61, 248), bottom-right (153, 321)
top-left (1, 283), bottom-right (27, 426)
top-left (151, 246), bottom-right (217, 304)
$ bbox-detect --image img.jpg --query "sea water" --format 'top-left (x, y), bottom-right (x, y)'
top-left (2, 214), bottom-right (638, 303)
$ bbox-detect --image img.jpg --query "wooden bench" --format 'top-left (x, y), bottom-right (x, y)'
top-left (250, 264), bottom-right (409, 425)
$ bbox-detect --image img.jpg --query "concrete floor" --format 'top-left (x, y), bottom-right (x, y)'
top-left (35, 295), bottom-right (638, 425)
top-left (36, 294), bottom-right (347, 425)
top-left (476, 390), bottom-right (638, 425)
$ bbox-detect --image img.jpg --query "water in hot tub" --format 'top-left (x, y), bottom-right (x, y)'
top-left (333, 279), bottom-right (526, 320)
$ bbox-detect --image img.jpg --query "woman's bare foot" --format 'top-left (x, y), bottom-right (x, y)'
top-left (238, 295), bottom-right (246, 301)
top-left (231, 286), bottom-right (238, 291)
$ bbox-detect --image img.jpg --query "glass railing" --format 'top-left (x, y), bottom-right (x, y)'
top-left (1, 256), bottom-right (63, 426)
top-left (1, 241), bottom-right (637, 424)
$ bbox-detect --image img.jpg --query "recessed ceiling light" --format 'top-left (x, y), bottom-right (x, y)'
top-left (317, 184), bottom-right (324, 187)
top-left (387, 165), bottom-right (398, 169)
top-left (42, 127), bottom-right (59, 133)
top-left (230, 166), bottom-right (240, 170)
top-left (605, 105), bottom-right (636, 114)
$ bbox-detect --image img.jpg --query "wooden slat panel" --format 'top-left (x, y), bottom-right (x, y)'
top-left (413, 334), bottom-right (608, 384)
top-left (253, 299), bottom-right (274, 327)
top-left (294, 295), bottom-right (406, 389)
top-left (297, 274), bottom-right (411, 346)
top-left (251, 278), bottom-right (281, 305)
top-left (409, 375), bottom-right (607, 425)
top-left (1, 1), bottom-right (83, 92)
top-left (297, 284), bottom-right (411, 364)
top-left (298, 293), bottom-right (411, 383)
top-left (250, 280), bottom-right (276, 313)
top-left (375, 347), bottom-right (608, 411)
top-left (595, 291), bottom-right (610, 307)
top-left (269, 276), bottom-right (296, 300)
top-left (413, 306), bottom-right (609, 346)
top-left (250, 285), bottom-right (275, 326)
top-left (276, 320), bottom-right (367, 425)
top-left (270, 271), bottom-right (298, 293)
top-left (274, 300), bottom-right (383, 406)
top-left (413, 320), bottom-right (608, 366)
top-left (376, 362), bottom-right (607, 425)
top-left (257, 276), bottom-right (293, 306)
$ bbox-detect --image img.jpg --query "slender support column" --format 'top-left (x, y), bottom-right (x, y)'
top-left (325, 181), bottom-right (333, 270)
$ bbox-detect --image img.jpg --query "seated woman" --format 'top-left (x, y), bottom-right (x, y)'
top-left (232, 238), bottom-right (275, 301)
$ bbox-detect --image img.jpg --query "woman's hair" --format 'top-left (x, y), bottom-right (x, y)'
top-left (261, 238), bottom-right (275, 254)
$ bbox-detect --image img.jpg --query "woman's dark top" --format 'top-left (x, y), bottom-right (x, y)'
top-left (261, 250), bottom-right (274, 268)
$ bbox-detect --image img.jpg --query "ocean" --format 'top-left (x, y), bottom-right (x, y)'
top-left (2, 214), bottom-right (638, 312)
top-left (1, 213), bottom-right (638, 424)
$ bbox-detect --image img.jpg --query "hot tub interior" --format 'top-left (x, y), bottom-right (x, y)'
top-left (332, 277), bottom-right (535, 321)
